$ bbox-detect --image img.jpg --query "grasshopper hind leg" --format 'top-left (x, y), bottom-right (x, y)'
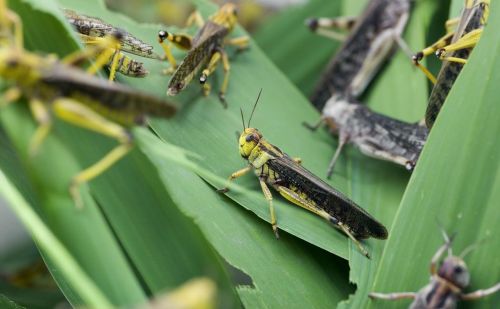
top-left (51, 98), bottom-right (133, 208)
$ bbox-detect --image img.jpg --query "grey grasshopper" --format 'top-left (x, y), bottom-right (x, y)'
top-left (307, 0), bottom-right (411, 112)
top-left (313, 96), bottom-right (428, 178)
top-left (157, 3), bottom-right (249, 107)
top-left (412, 0), bottom-right (489, 128)
top-left (64, 9), bottom-right (162, 80)
top-left (370, 230), bottom-right (500, 308)
top-left (218, 91), bottom-right (388, 258)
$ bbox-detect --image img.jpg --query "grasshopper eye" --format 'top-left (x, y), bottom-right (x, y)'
top-left (454, 266), bottom-right (463, 274)
top-left (245, 135), bottom-right (253, 142)
top-left (6, 58), bottom-right (19, 68)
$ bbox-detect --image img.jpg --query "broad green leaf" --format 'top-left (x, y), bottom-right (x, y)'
top-left (63, 0), bottom-right (361, 259)
top-left (0, 294), bottom-right (24, 309)
top-left (4, 0), bottom-right (238, 307)
top-left (253, 1), bottom-right (448, 308)
top-left (0, 166), bottom-right (112, 308)
top-left (368, 1), bottom-right (500, 309)
top-left (136, 128), bottom-right (353, 308)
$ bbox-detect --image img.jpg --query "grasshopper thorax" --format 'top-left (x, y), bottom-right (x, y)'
top-left (438, 256), bottom-right (470, 290)
top-left (239, 128), bottom-right (262, 159)
top-left (211, 3), bottom-right (238, 31)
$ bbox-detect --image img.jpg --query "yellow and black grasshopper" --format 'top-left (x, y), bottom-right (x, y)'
top-left (307, 0), bottom-right (411, 111)
top-left (0, 5), bottom-right (176, 207)
top-left (218, 91), bottom-right (388, 258)
top-left (64, 9), bottom-right (162, 80)
top-left (157, 3), bottom-right (249, 107)
top-left (370, 230), bottom-right (500, 308)
top-left (412, 0), bottom-right (489, 128)
top-left (313, 97), bottom-right (428, 178)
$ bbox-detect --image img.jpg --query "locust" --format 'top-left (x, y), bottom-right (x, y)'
top-left (308, 96), bottom-right (428, 178)
top-left (218, 91), bottom-right (388, 258)
top-left (0, 6), bottom-right (176, 207)
top-left (64, 9), bottom-right (161, 80)
top-left (412, 0), bottom-right (489, 128)
top-left (157, 3), bottom-right (249, 107)
top-left (307, 0), bottom-right (411, 112)
top-left (369, 229), bottom-right (500, 308)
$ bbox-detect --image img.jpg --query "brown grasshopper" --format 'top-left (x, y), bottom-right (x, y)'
top-left (307, 0), bottom-right (411, 112)
top-left (218, 91), bottom-right (388, 258)
top-left (412, 0), bottom-right (489, 128)
top-left (157, 3), bottom-right (249, 107)
top-left (307, 96), bottom-right (428, 178)
top-left (64, 8), bottom-right (162, 80)
top-left (370, 230), bottom-right (500, 308)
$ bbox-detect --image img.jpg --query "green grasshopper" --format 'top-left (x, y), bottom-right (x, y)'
top-left (64, 9), bottom-right (162, 80)
top-left (307, 0), bottom-right (411, 111)
top-left (157, 3), bottom-right (249, 107)
top-left (412, 0), bottom-right (489, 128)
top-left (0, 5), bottom-right (176, 207)
top-left (218, 91), bottom-right (388, 258)
top-left (370, 229), bottom-right (500, 308)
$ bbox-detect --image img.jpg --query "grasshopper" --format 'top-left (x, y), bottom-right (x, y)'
top-left (0, 6), bottom-right (176, 207)
top-left (412, 0), bottom-right (489, 128)
top-left (64, 9), bottom-right (161, 80)
top-left (370, 230), bottom-right (500, 308)
top-left (218, 91), bottom-right (388, 258)
top-left (308, 96), bottom-right (428, 178)
top-left (307, 0), bottom-right (411, 112)
top-left (157, 3), bottom-right (249, 107)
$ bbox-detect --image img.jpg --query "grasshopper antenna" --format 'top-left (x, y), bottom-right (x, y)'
top-left (240, 107), bottom-right (246, 130)
top-left (247, 88), bottom-right (262, 128)
top-left (459, 237), bottom-right (487, 259)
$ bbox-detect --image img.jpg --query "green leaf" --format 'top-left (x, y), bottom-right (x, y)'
top-left (135, 128), bottom-right (353, 308)
top-left (368, 1), bottom-right (500, 309)
top-left (0, 295), bottom-right (24, 309)
top-left (0, 166), bottom-right (112, 308)
top-left (4, 0), bottom-right (238, 307)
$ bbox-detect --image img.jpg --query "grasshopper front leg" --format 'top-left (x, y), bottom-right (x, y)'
top-left (369, 292), bottom-right (416, 301)
top-left (305, 16), bottom-right (358, 41)
top-left (461, 283), bottom-right (500, 301)
top-left (217, 166), bottom-right (252, 193)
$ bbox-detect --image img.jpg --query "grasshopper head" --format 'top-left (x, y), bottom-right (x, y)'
top-left (239, 127), bottom-right (262, 159)
top-left (0, 48), bottom-right (42, 84)
top-left (211, 3), bottom-right (238, 31)
top-left (438, 256), bottom-right (470, 289)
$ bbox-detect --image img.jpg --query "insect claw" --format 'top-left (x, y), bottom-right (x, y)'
top-left (216, 187), bottom-right (229, 193)
top-left (412, 52), bottom-right (423, 64)
top-left (218, 92), bottom-right (228, 108)
top-left (69, 180), bottom-right (84, 209)
top-left (272, 225), bottom-right (280, 239)
top-left (305, 18), bottom-right (319, 31)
